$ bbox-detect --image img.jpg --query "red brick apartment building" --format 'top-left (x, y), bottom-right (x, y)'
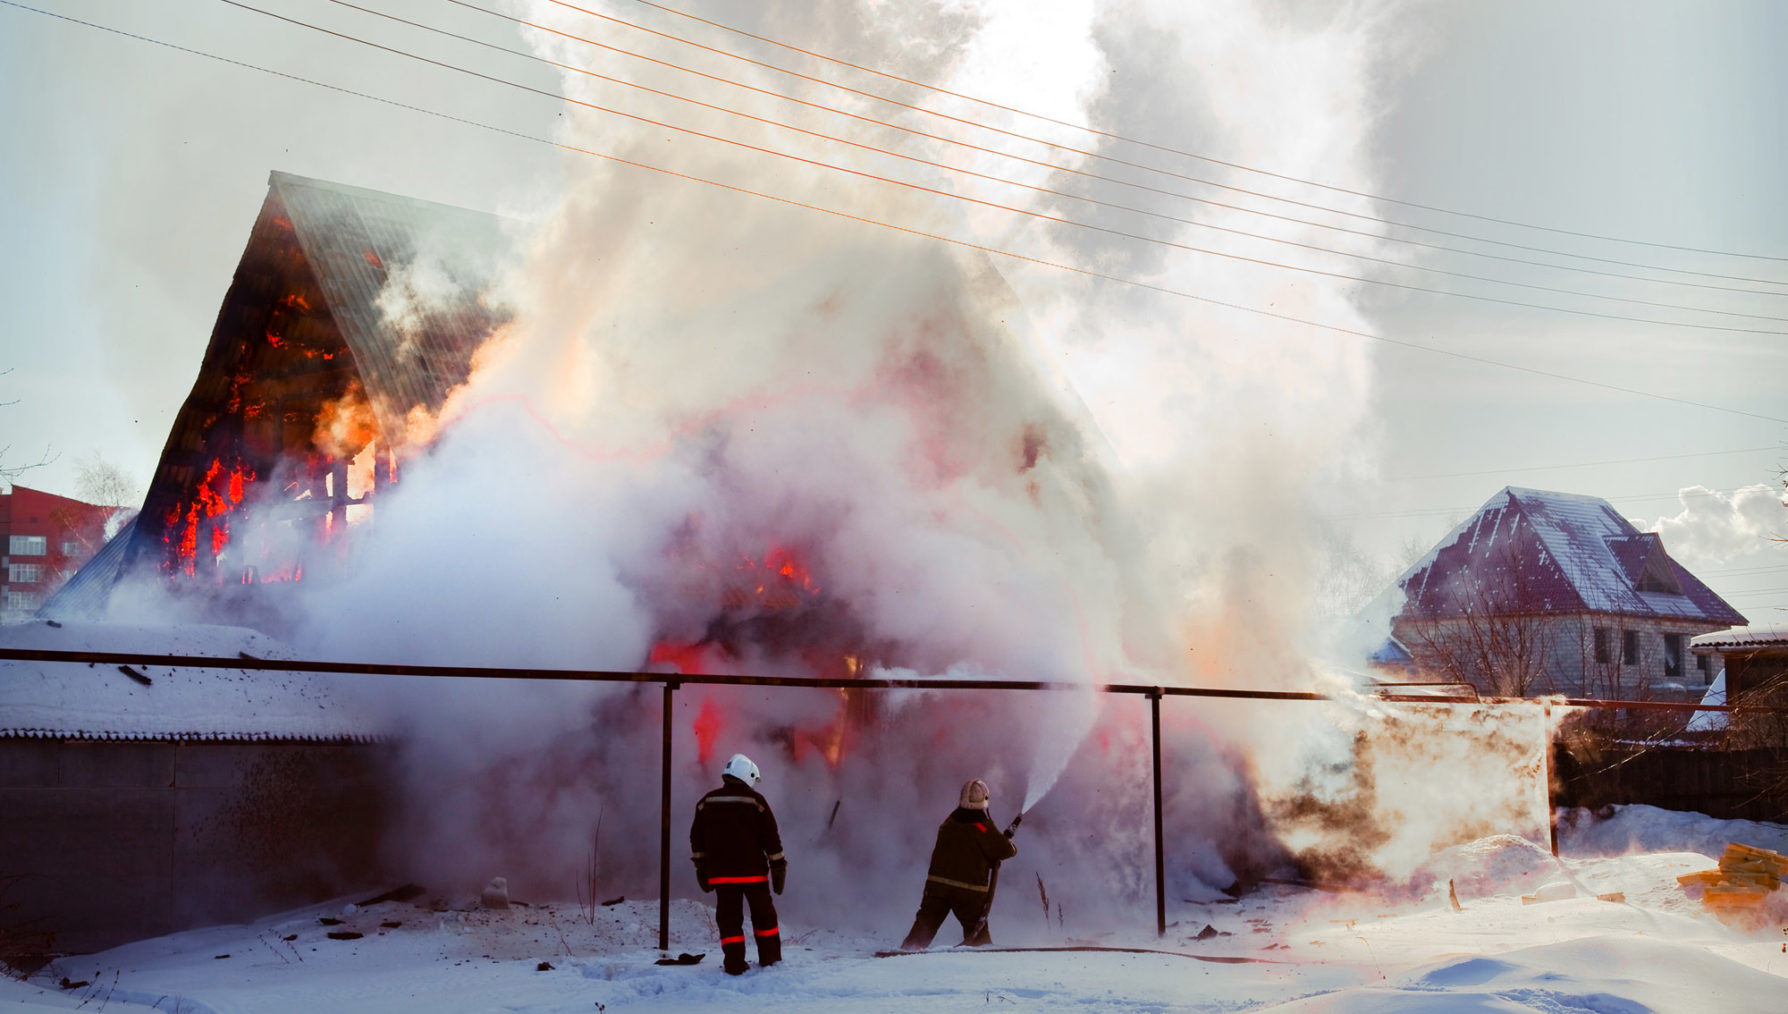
top-left (0, 485), bottom-right (114, 623)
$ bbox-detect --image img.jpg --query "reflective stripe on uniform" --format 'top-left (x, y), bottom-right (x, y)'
top-left (697, 796), bottom-right (765, 810)
top-left (766, 852), bottom-right (785, 862)
top-left (926, 874), bottom-right (989, 892)
top-left (975, 823), bottom-right (987, 833)
top-left (710, 875), bottom-right (769, 884)
top-left (755, 927), bottom-right (779, 937)
top-left (720, 935), bottom-right (746, 945)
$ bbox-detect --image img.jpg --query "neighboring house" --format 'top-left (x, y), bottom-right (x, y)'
top-left (44, 171), bottom-right (508, 629)
top-left (0, 619), bottom-right (394, 955)
top-left (1689, 625), bottom-right (1788, 745)
top-left (1692, 624), bottom-right (1788, 700)
top-left (1388, 487), bottom-right (1745, 700)
top-left (0, 486), bottom-right (115, 624)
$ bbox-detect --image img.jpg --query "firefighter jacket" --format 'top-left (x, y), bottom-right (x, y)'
top-left (923, 807), bottom-right (1017, 893)
top-left (690, 775), bottom-right (787, 885)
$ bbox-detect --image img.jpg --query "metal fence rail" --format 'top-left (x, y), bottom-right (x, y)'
top-left (0, 646), bottom-right (1753, 947)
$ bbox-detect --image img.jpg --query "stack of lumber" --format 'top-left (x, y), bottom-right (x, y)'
top-left (1677, 843), bottom-right (1788, 912)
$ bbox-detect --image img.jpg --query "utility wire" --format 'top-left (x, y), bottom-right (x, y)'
top-left (6, 0), bottom-right (1784, 427)
top-left (627, 0), bottom-right (1788, 266)
top-left (1385, 446), bottom-right (1783, 482)
top-left (211, 0), bottom-right (1788, 336)
top-left (1339, 487), bottom-right (1751, 521)
top-left (452, 1), bottom-right (1785, 300)
top-left (541, 0), bottom-right (1788, 288)
top-left (435, 0), bottom-right (1788, 309)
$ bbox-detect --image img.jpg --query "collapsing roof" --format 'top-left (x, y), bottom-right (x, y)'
top-left (1396, 487), bottom-right (1745, 626)
top-left (46, 171), bottom-right (512, 620)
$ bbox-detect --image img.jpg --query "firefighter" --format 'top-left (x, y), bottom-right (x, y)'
top-left (690, 752), bottom-right (787, 975)
top-left (900, 778), bottom-right (1017, 949)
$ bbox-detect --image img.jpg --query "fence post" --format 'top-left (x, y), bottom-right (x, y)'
top-left (1542, 704), bottom-right (1557, 857)
top-left (1150, 687), bottom-right (1166, 938)
top-left (660, 680), bottom-right (677, 952)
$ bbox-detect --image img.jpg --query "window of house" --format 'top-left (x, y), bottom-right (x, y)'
top-left (61, 540), bottom-right (82, 557)
top-left (2, 590), bottom-right (43, 611)
top-left (8, 535), bottom-right (47, 556)
top-left (1697, 655), bottom-right (1713, 685)
top-left (1622, 630), bottom-right (1638, 665)
top-left (1663, 633), bottom-right (1683, 681)
top-left (1593, 628), bottom-right (1611, 664)
top-left (7, 563), bottom-right (44, 584)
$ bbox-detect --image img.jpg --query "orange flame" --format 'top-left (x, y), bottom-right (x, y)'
top-left (162, 458), bottom-right (256, 576)
top-left (692, 698), bottom-right (726, 769)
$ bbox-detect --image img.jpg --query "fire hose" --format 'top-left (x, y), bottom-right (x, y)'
top-left (969, 812), bottom-right (1025, 943)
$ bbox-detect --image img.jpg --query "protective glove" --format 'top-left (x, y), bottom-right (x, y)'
top-left (771, 861), bottom-right (787, 896)
top-left (697, 870), bottom-right (712, 893)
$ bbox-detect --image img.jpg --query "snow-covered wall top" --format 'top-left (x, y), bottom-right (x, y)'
top-left (0, 620), bottom-right (390, 742)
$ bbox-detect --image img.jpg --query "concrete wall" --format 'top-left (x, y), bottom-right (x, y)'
top-left (0, 739), bottom-right (393, 957)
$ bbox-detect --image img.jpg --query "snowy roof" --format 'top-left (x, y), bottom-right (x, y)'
top-left (1685, 670), bottom-right (1728, 732)
top-left (1396, 487), bottom-right (1745, 626)
top-left (0, 620), bottom-right (390, 742)
top-left (1691, 623), bottom-right (1788, 651)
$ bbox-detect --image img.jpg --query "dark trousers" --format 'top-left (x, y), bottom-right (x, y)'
top-left (715, 881), bottom-right (780, 972)
top-left (901, 882), bottom-right (992, 949)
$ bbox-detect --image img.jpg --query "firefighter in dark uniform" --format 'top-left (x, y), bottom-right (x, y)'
top-left (901, 778), bottom-right (1017, 949)
top-left (690, 752), bottom-right (787, 975)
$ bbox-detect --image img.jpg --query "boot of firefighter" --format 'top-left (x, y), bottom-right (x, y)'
top-left (721, 938), bottom-right (748, 975)
top-left (755, 926), bottom-right (782, 966)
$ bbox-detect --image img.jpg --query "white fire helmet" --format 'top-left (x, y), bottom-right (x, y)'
top-left (722, 753), bottom-right (761, 786)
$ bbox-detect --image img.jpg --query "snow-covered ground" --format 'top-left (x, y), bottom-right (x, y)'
top-left (4, 805), bottom-right (1786, 1012)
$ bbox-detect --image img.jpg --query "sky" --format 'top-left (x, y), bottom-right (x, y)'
top-left (1, 0), bottom-right (1784, 626)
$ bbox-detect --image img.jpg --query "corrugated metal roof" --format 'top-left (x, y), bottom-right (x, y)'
top-left (1692, 624), bottom-right (1788, 650)
top-left (271, 171), bottom-right (512, 436)
top-left (1398, 486), bottom-right (1746, 627)
top-left (37, 516), bottom-right (135, 621)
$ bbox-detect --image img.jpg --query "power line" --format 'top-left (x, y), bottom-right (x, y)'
top-left (1385, 447), bottom-right (1784, 482)
top-left (421, 0), bottom-right (1788, 318)
top-left (537, 2), bottom-right (1788, 289)
top-left (625, 0), bottom-right (1788, 266)
top-left (7, 1), bottom-right (1785, 427)
top-left (1334, 488), bottom-right (1750, 521)
top-left (448, 0), bottom-right (1787, 300)
top-left (213, 1), bottom-right (1788, 336)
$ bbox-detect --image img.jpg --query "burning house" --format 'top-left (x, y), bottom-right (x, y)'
top-left (45, 171), bottom-right (511, 629)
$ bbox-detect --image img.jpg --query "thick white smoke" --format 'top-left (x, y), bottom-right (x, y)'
top-left (256, 0), bottom-right (1470, 933)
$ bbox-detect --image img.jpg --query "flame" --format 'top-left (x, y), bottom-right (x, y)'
top-left (648, 641), bottom-right (711, 674)
top-left (363, 249), bottom-right (384, 270)
top-left (692, 698), bottom-right (726, 769)
top-left (161, 457), bottom-right (256, 576)
top-left (313, 380), bottom-right (380, 461)
top-left (720, 545), bottom-right (820, 611)
top-left (347, 442), bottom-right (378, 501)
